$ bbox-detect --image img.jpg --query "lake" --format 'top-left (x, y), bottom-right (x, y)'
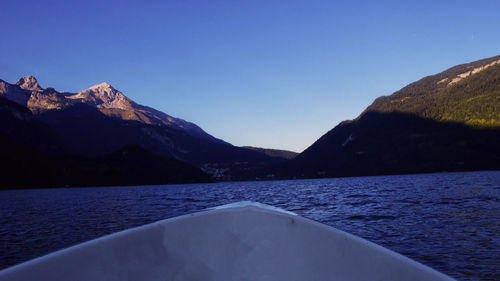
top-left (1, 171), bottom-right (499, 280)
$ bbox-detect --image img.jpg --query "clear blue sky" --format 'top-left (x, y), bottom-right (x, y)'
top-left (2, 0), bottom-right (500, 152)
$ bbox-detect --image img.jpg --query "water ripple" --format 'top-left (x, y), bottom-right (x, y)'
top-left (0, 171), bottom-right (499, 280)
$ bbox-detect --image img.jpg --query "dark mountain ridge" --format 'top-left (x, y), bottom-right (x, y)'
top-left (289, 111), bottom-right (499, 178)
top-left (242, 146), bottom-right (298, 160)
top-left (287, 55), bottom-right (500, 178)
top-left (0, 96), bottom-right (212, 189)
top-left (0, 76), bottom-right (285, 182)
top-left (0, 96), bottom-right (67, 155)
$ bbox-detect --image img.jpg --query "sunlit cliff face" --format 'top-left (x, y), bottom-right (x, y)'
top-left (15, 75), bottom-right (42, 91)
top-left (442, 58), bottom-right (500, 86)
top-left (66, 82), bottom-right (135, 110)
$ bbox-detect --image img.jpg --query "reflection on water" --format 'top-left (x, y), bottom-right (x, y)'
top-left (0, 171), bottom-right (499, 280)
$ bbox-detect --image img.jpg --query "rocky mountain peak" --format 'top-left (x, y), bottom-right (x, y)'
top-left (86, 82), bottom-right (122, 98)
top-left (89, 82), bottom-right (114, 91)
top-left (67, 82), bottom-right (134, 110)
top-left (1, 76), bottom-right (223, 143)
top-left (15, 75), bottom-right (42, 91)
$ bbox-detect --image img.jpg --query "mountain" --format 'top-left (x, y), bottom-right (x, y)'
top-left (364, 55), bottom-right (500, 127)
top-left (0, 96), bottom-right (212, 189)
top-left (34, 101), bottom-right (283, 180)
top-left (288, 55), bottom-right (500, 178)
top-left (0, 95), bottom-right (67, 155)
top-left (0, 76), bottom-right (284, 181)
top-left (242, 146), bottom-right (298, 160)
top-left (1, 76), bottom-right (225, 143)
top-left (68, 144), bottom-right (213, 187)
top-left (0, 96), bottom-right (62, 188)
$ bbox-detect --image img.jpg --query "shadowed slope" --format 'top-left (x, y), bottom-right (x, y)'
top-left (0, 97), bottom-right (212, 189)
top-left (290, 111), bottom-right (500, 178)
top-left (288, 55), bottom-right (500, 178)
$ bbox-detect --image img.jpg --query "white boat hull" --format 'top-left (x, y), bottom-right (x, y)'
top-left (0, 201), bottom-right (455, 281)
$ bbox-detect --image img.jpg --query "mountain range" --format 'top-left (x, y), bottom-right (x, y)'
top-left (0, 95), bottom-right (213, 188)
top-left (1, 55), bottom-right (499, 188)
top-left (0, 76), bottom-right (294, 188)
top-left (5, 75), bottom-right (224, 143)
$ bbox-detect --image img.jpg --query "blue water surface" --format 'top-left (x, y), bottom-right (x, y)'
top-left (1, 171), bottom-right (499, 280)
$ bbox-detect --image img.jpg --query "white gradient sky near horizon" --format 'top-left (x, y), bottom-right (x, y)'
top-left (2, 0), bottom-right (500, 152)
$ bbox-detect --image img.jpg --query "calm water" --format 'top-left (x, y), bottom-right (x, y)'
top-left (0, 171), bottom-right (499, 280)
